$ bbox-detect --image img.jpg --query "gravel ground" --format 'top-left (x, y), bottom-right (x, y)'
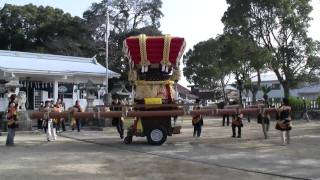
top-left (0, 118), bottom-right (319, 180)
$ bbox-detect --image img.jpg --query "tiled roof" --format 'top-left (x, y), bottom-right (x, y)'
top-left (177, 84), bottom-right (199, 99)
top-left (0, 50), bottom-right (120, 77)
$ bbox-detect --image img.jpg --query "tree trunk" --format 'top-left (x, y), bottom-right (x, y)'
top-left (235, 74), bottom-right (243, 107)
top-left (257, 70), bottom-right (261, 89)
top-left (273, 69), bottom-right (290, 98)
top-left (239, 88), bottom-right (243, 106)
top-left (220, 78), bottom-right (228, 102)
top-left (252, 90), bottom-right (257, 104)
top-left (252, 69), bottom-right (261, 104)
top-left (282, 81), bottom-right (290, 98)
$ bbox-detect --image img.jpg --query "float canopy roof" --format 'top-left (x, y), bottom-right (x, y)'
top-left (123, 35), bottom-right (186, 67)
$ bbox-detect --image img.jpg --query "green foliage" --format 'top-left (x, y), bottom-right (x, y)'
top-left (183, 38), bottom-right (226, 88)
top-left (288, 96), bottom-right (310, 111)
top-left (0, 3), bottom-right (96, 57)
top-left (83, 0), bottom-right (163, 80)
top-left (183, 33), bottom-right (271, 102)
top-left (218, 33), bottom-right (271, 103)
top-left (0, 1), bottom-right (163, 81)
top-left (317, 96), bottom-right (320, 106)
top-left (222, 0), bottom-right (320, 98)
top-left (261, 85), bottom-right (272, 95)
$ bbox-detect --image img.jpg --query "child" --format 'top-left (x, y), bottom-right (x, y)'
top-left (232, 113), bottom-right (243, 138)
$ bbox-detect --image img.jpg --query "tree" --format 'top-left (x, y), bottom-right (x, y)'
top-left (83, 0), bottom-right (163, 80)
top-left (219, 33), bottom-right (271, 104)
top-left (261, 85), bottom-right (272, 105)
top-left (222, 0), bottom-right (320, 98)
top-left (183, 38), bottom-right (232, 101)
top-left (0, 4), bottom-right (96, 57)
top-left (246, 44), bottom-right (272, 103)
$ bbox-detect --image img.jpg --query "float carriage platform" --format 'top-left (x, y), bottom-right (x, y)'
top-left (122, 34), bottom-right (186, 145)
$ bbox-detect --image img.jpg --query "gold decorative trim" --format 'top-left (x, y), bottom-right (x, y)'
top-left (138, 34), bottom-right (150, 67)
top-left (160, 34), bottom-right (172, 67)
top-left (135, 80), bottom-right (174, 86)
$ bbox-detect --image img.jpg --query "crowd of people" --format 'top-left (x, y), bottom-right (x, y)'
top-left (3, 93), bottom-right (298, 146)
top-left (192, 97), bottom-right (294, 146)
top-left (37, 99), bottom-right (83, 142)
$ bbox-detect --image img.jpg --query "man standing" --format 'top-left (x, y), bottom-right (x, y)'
top-left (192, 99), bottom-right (203, 137)
top-left (44, 101), bottom-right (57, 142)
top-left (56, 98), bottom-right (66, 132)
top-left (6, 102), bottom-right (18, 146)
top-left (71, 100), bottom-right (83, 132)
top-left (219, 101), bottom-right (230, 126)
top-left (37, 101), bottom-right (44, 130)
top-left (301, 99), bottom-right (310, 122)
top-left (111, 98), bottom-right (124, 139)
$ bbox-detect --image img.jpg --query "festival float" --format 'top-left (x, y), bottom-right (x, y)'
top-left (30, 34), bottom-right (278, 145)
top-left (122, 34), bottom-right (186, 145)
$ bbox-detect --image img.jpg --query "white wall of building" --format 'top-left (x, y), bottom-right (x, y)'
top-left (243, 80), bottom-right (320, 102)
top-left (0, 97), bottom-right (7, 111)
top-left (256, 81), bottom-right (284, 100)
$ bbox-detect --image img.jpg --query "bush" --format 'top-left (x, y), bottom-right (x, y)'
top-left (288, 96), bottom-right (311, 111)
top-left (317, 96), bottom-right (320, 106)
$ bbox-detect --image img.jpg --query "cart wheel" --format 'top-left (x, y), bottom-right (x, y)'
top-left (124, 136), bottom-right (132, 144)
top-left (147, 128), bottom-right (167, 145)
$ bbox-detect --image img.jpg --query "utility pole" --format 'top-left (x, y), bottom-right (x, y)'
top-left (105, 1), bottom-right (110, 105)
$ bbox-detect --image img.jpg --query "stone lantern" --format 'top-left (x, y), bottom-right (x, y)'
top-left (82, 80), bottom-right (100, 112)
top-left (4, 79), bottom-right (31, 130)
top-left (110, 83), bottom-right (131, 100)
top-left (4, 79), bottom-right (20, 99)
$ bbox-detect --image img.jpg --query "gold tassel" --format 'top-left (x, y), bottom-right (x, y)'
top-left (160, 34), bottom-right (172, 70)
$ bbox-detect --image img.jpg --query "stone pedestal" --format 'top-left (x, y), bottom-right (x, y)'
top-left (86, 96), bottom-right (95, 112)
top-left (17, 111), bottom-right (32, 131)
top-left (82, 80), bottom-right (100, 126)
top-left (4, 79), bottom-right (33, 131)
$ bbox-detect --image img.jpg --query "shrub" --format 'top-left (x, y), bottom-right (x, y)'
top-left (288, 96), bottom-right (311, 111)
top-left (317, 96), bottom-right (320, 107)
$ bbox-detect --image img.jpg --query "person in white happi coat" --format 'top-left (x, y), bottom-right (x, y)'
top-left (44, 100), bottom-right (57, 141)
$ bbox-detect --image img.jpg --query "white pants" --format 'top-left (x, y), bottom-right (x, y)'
top-left (46, 119), bottom-right (57, 141)
top-left (280, 131), bottom-right (290, 145)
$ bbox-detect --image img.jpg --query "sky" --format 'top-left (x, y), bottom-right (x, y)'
top-left (1, 0), bottom-right (320, 87)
